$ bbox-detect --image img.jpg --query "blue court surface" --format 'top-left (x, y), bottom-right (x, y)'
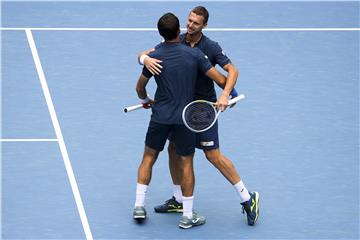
top-left (1, 1), bottom-right (359, 239)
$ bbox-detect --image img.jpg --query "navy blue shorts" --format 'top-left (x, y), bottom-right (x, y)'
top-left (168, 121), bottom-right (219, 150)
top-left (145, 121), bottom-right (195, 156)
top-left (195, 121), bottom-right (219, 150)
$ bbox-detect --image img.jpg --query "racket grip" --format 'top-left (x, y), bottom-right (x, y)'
top-left (124, 104), bottom-right (143, 113)
top-left (228, 94), bottom-right (245, 105)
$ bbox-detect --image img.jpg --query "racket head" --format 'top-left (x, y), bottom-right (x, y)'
top-left (182, 100), bottom-right (219, 133)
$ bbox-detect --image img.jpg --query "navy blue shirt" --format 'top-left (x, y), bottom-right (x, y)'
top-left (180, 33), bottom-right (231, 102)
top-left (142, 42), bottom-right (212, 124)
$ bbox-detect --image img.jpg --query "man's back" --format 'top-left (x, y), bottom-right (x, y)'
top-left (142, 42), bottom-right (212, 124)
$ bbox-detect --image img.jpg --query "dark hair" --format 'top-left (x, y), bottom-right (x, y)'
top-left (157, 12), bottom-right (180, 41)
top-left (191, 6), bottom-right (209, 25)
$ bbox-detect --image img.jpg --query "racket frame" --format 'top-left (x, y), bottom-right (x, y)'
top-left (182, 94), bottom-right (245, 133)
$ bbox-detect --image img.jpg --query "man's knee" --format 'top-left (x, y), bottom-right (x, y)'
top-left (142, 146), bottom-right (159, 165)
top-left (204, 149), bottom-right (221, 163)
top-left (179, 154), bottom-right (194, 167)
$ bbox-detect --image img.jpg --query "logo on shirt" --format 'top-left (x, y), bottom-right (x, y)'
top-left (200, 141), bottom-right (214, 146)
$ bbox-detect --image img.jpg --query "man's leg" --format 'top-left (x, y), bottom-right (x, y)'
top-left (198, 122), bottom-right (251, 201)
top-left (204, 148), bottom-right (251, 202)
top-left (137, 146), bottom-right (159, 185)
top-left (169, 141), bottom-right (183, 203)
top-left (133, 146), bottom-right (159, 220)
top-left (153, 141), bottom-right (183, 213)
top-left (168, 141), bottom-right (182, 187)
top-left (134, 121), bottom-right (169, 220)
top-left (174, 125), bottom-right (205, 229)
top-left (204, 148), bottom-right (240, 185)
top-left (204, 148), bottom-right (259, 225)
top-left (179, 153), bottom-right (195, 197)
top-left (178, 153), bottom-right (205, 229)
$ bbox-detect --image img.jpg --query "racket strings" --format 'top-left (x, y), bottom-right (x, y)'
top-left (183, 102), bottom-right (216, 131)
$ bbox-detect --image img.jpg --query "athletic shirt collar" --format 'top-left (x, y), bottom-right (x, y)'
top-left (180, 33), bottom-right (204, 48)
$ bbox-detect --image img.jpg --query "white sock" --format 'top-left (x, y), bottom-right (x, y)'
top-left (135, 183), bottom-right (148, 207)
top-left (234, 180), bottom-right (251, 203)
top-left (173, 185), bottom-right (183, 203)
top-left (182, 196), bottom-right (194, 218)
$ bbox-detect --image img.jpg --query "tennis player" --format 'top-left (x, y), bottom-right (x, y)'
top-left (133, 12), bottom-right (234, 229)
top-left (138, 6), bottom-right (259, 226)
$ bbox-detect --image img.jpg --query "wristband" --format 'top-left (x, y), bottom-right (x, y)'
top-left (139, 54), bottom-right (149, 65)
top-left (230, 88), bottom-right (238, 98)
top-left (141, 96), bottom-right (150, 104)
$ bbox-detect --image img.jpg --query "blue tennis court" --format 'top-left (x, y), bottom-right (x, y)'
top-left (1, 1), bottom-right (359, 239)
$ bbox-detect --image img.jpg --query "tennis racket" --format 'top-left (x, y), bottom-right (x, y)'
top-left (124, 104), bottom-right (145, 113)
top-left (182, 94), bottom-right (245, 133)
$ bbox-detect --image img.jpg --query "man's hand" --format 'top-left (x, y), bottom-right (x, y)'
top-left (141, 97), bottom-right (155, 109)
top-left (216, 94), bottom-right (229, 112)
top-left (144, 57), bottom-right (163, 75)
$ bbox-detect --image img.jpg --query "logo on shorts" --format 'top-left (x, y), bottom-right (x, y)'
top-left (200, 141), bottom-right (214, 147)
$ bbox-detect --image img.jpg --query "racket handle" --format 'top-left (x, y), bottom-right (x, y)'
top-left (228, 94), bottom-right (245, 105)
top-left (124, 104), bottom-right (143, 113)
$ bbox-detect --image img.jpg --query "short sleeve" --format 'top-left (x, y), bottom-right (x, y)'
top-left (212, 42), bottom-right (231, 68)
top-left (142, 66), bottom-right (153, 78)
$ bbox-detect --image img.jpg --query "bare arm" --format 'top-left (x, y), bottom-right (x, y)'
top-left (206, 63), bottom-right (239, 111)
top-left (205, 67), bottom-right (229, 111)
top-left (137, 48), bottom-right (163, 75)
top-left (214, 63), bottom-right (239, 109)
top-left (219, 63), bottom-right (238, 92)
top-left (135, 74), bottom-right (151, 100)
top-left (135, 73), bottom-right (155, 109)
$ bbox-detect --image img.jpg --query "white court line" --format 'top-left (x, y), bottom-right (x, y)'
top-left (25, 29), bottom-right (93, 240)
top-left (1, 0), bottom-right (350, 1)
top-left (0, 139), bottom-right (58, 142)
top-left (1, 27), bottom-right (360, 31)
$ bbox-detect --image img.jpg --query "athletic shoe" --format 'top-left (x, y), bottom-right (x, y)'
top-left (133, 206), bottom-right (147, 220)
top-left (241, 191), bottom-right (259, 226)
top-left (179, 212), bottom-right (206, 229)
top-left (154, 196), bottom-right (183, 213)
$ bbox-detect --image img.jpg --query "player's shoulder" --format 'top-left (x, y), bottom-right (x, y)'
top-left (154, 41), bottom-right (166, 50)
top-left (148, 50), bottom-right (159, 58)
top-left (148, 42), bottom-right (165, 57)
top-left (203, 34), bottom-right (221, 47)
